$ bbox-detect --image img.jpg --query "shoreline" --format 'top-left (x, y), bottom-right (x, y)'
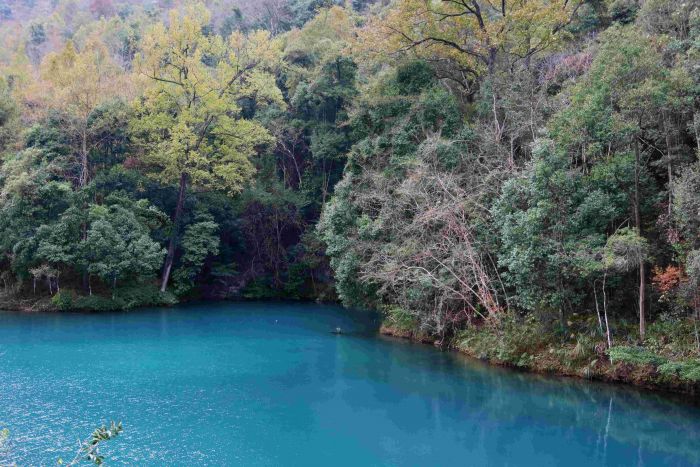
top-left (3, 294), bottom-right (698, 398)
top-left (380, 323), bottom-right (700, 398)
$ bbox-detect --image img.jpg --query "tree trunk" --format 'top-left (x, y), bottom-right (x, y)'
top-left (160, 172), bottom-right (188, 292)
top-left (694, 296), bottom-right (700, 353)
top-left (662, 111), bottom-right (673, 219)
top-left (603, 272), bottom-right (612, 349)
top-left (634, 139), bottom-right (646, 341)
top-left (639, 261), bottom-right (646, 341)
top-left (80, 126), bottom-right (90, 293)
top-left (487, 47), bottom-right (497, 76)
top-left (80, 128), bottom-right (89, 188)
top-left (82, 263), bottom-right (89, 294)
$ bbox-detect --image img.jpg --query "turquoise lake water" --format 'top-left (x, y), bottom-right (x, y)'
top-left (0, 301), bottom-right (699, 466)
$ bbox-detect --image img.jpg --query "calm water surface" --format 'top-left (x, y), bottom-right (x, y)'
top-left (0, 302), bottom-right (699, 466)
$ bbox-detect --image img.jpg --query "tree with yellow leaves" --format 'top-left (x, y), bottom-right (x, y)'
top-left (131, 2), bottom-right (285, 292)
top-left (355, 0), bottom-right (583, 92)
top-left (40, 36), bottom-right (128, 187)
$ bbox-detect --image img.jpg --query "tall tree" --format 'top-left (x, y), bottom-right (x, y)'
top-left (355, 0), bottom-right (583, 91)
top-left (132, 2), bottom-right (284, 291)
top-left (40, 35), bottom-right (128, 188)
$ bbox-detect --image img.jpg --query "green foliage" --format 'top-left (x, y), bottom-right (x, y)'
top-left (0, 0), bottom-right (698, 390)
top-left (608, 0), bottom-right (640, 24)
top-left (84, 203), bottom-right (166, 289)
top-left (609, 345), bottom-right (700, 382)
top-left (51, 290), bottom-right (73, 311)
top-left (321, 62), bottom-right (505, 334)
top-left (131, 5), bottom-right (280, 195)
top-left (608, 346), bottom-right (666, 366)
top-left (72, 294), bottom-right (123, 312)
top-left (658, 360), bottom-right (700, 382)
top-left (458, 314), bottom-right (555, 367)
top-left (72, 285), bottom-right (176, 312)
top-left (115, 284), bottom-right (177, 309)
top-left (394, 60), bottom-right (435, 95)
top-left (242, 278), bottom-right (281, 300)
top-left (58, 421), bottom-right (123, 466)
top-left (383, 306), bottom-right (419, 334)
top-left (0, 427), bottom-right (7, 449)
top-left (493, 140), bottom-right (630, 312)
top-left (172, 215), bottom-right (220, 296)
top-left (604, 228), bottom-right (649, 272)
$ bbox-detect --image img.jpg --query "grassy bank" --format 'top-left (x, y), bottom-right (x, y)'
top-left (381, 311), bottom-right (700, 396)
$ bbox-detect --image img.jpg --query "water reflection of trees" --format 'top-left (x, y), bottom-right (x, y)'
top-left (339, 337), bottom-right (700, 465)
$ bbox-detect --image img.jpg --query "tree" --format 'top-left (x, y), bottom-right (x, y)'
top-left (89, 0), bottom-right (115, 19)
top-left (40, 36), bottom-right (128, 188)
top-left (172, 214), bottom-right (220, 296)
top-left (494, 140), bottom-right (633, 325)
top-left (320, 62), bottom-right (505, 336)
top-left (132, 2), bottom-right (284, 291)
top-left (35, 205), bottom-right (83, 284)
top-left (355, 0), bottom-right (583, 91)
top-left (33, 198), bottom-right (166, 294)
top-left (0, 76), bottom-right (19, 152)
top-left (550, 25), bottom-right (692, 340)
top-left (282, 6), bottom-right (358, 207)
top-left (82, 203), bottom-right (166, 293)
top-left (604, 228), bottom-right (650, 341)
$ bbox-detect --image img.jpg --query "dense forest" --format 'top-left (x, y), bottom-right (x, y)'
top-left (0, 0), bottom-right (699, 388)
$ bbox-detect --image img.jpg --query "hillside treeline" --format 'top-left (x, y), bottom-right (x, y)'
top-left (0, 0), bottom-right (699, 383)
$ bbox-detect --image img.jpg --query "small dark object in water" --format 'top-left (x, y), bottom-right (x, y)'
top-left (331, 327), bottom-right (343, 335)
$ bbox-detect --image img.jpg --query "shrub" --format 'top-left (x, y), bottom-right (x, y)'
top-left (71, 285), bottom-right (176, 312)
top-left (116, 284), bottom-right (177, 308)
top-left (458, 314), bottom-right (554, 367)
top-left (608, 346), bottom-right (667, 366)
top-left (383, 306), bottom-right (419, 333)
top-left (73, 294), bottom-right (124, 312)
top-left (242, 279), bottom-right (281, 300)
top-left (658, 360), bottom-right (700, 383)
top-left (51, 291), bottom-right (74, 311)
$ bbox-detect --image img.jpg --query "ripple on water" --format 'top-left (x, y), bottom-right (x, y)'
top-left (0, 302), bottom-right (699, 466)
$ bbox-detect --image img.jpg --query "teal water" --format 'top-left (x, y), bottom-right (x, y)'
top-left (0, 302), bottom-right (699, 466)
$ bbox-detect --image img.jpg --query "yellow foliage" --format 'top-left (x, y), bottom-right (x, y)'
top-left (40, 35), bottom-right (129, 120)
top-left (131, 1), bottom-right (284, 194)
top-left (353, 0), bottom-right (581, 76)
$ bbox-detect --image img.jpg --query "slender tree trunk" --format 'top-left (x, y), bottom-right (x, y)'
top-left (638, 262), bottom-right (646, 341)
top-left (488, 47), bottom-right (497, 76)
top-left (80, 126), bottom-right (90, 293)
top-left (82, 260), bottom-right (89, 294)
top-left (662, 111), bottom-right (673, 219)
top-left (80, 128), bottom-right (89, 188)
top-left (634, 139), bottom-right (646, 341)
top-left (603, 272), bottom-right (612, 349)
top-left (594, 281), bottom-right (604, 336)
top-left (160, 172), bottom-right (188, 292)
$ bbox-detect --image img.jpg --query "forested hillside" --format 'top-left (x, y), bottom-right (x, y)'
top-left (0, 0), bottom-right (699, 388)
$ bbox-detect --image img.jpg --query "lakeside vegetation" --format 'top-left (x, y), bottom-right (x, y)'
top-left (0, 0), bottom-right (699, 392)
